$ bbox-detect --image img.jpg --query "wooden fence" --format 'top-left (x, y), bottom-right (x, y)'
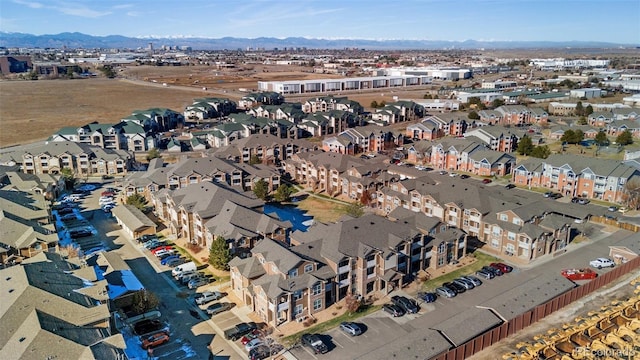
top-left (433, 256), bottom-right (640, 360)
top-left (590, 215), bottom-right (639, 232)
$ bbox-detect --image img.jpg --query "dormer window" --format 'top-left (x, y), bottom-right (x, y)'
top-left (288, 268), bottom-right (298, 277)
top-left (304, 264), bottom-right (313, 273)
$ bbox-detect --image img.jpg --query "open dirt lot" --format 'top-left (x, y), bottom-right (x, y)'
top-left (0, 64), bottom-right (434, 148)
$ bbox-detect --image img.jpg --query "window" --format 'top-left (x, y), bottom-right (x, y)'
top-left (313, 298), bottom-right (322, 311)
top-left (271, 264), bottom-right (278, 273)
top-left (491, 239), bottom-right (500, 248)
top-left (508, 232), bottom-right (516, 241)
top-left (289, 268), bottom-right (298, 277)
top-left (304, 264), bottom-right (314, 273)
top-left (294, 304), bottom-right (303, 317)
top-left (366, 267), bottom-right (375, 276)
top-left (438, 242), bottom-right (446, 254)
top-left (293, 290), bottom-right (303, 300)
top-left (500, 214), bottom-right (508, 221)
top-left (513, 218), bottom-right (521, 225)
top-left (312, 282), bottom-right (322, 295)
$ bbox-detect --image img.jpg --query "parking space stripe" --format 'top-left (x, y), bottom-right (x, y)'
top-left (333, 339), bottom-right (345, 348)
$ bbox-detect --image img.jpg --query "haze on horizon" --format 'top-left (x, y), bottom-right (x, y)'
top-left (2, 0), bottom-right (639, 45)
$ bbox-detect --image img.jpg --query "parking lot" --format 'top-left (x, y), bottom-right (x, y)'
top-left (288, 225), bottom-right (632, 360)
top-left (69, 181), bottom-right (247, 360)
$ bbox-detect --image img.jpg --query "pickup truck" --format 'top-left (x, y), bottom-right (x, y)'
top-left (223, 322), bottom-right (257, 341)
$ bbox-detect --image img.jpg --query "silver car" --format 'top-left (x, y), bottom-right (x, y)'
top-left (453, 278), bottom-right (474, 290)
top-left (462, 275), bottom-right (483, 287)
top-left (340, 322), bottom-right (362, 336)
top-left (435, 286), bottom-right (456, 298)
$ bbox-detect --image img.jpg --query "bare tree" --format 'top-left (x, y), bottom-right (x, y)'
top-left (344, 293), bottom-right (362, 315)
top-left (623, 178), bottom-right (640, 210)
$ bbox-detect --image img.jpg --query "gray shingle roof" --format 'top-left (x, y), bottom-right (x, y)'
top-left (431, 308), bottom-right (503, 346)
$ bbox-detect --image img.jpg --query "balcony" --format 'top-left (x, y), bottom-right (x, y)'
top-left (277, 302), bottom-right (289, 312)
top-left (367, 259), bottom-right (376, 267)
top-left (338, 279), bottom-right (350, 287)
top-left (367, 272), bottom-right (376, 279)
top-left (338, 265), bottom-right (350, 274)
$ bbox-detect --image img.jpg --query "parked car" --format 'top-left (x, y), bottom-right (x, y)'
top-left (134, 319), bottom-right (164, 336)
top-left (549, 193), bottom-right (563, 199)
top-left (153, 249), bottom-right (175, 258)
top-left (249, 345), bottom-right (271, 360)
top-left (435, 286), bottom-right (456, 298)
top-left (589, 258), bottom-right (615, 269)
top-left (461, 275), bottom-right (483, 287)
top-left (391, 295), bottom-right (419, 314)
top-left (438, 170), bottom-right (448, 175)
top-left (138, 234), bottom-right (158, 243)
top-left (482, 265), bottom-right (503, 276)
top-left (475, 268), bottom-right (495, 280)
top-left (452, 278), bottom-right (474, 290)
top-left (339, 322), bottom-right (362, 336)
top-left (141, 332), bottom-right (169, 349)
top-left (382, 303), bottom-right (405, 317)
top-left (543, 191), bottom-right (553, 198)
top-left (561, 268), bottom-right (598, 281)
top-left (240, 330), bottom-right (261, 345)
top-left (482, 178), bottom-right (492, 184)
top-left (418, 292), bottom-right (437, 303)
top-left (195, 291), bottom-right (223, 305)
top-left (160, 254), bottom-right (181, 266)
top-left (206, 302), bottom-right (233, 315)
top-left (490, 262), bottom-right (513, 273)
top-left (607, 206), bottom-right (618, 212)
top-left (180, 272), bottom-right (202, 285)
top-left (69, 228), bottom-right (93, 238)
top-left (460, 174), bottom-right (470, 179)
top-left (505, 183), bottom-right (516, 189)
top-left (166, 257), bottom-right (186, 267)
top-left (245, 338), bottom-right (265, 352)
top-left (188, 277), bottom-right (211, 289)
top-left (151, 245), bottom-right (174, 255)
top-left (443, 281), bottom-right (466, 294)
top-left (301, 333), bottom-right (329, 354)
top-left (101, 191), bottom-right (114, 197)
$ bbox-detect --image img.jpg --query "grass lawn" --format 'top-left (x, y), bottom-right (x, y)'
top-left (281, 304), bottom-right (382, 346)
top-left (161, 236), bottom-right (230, 283)
top-left (295, 196), bottom-right (349, 223)
top-left (421, 251), bottom-right (501, 291)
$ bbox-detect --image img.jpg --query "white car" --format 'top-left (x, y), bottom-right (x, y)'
top-left (589, 258), bottom-right (615, 269)
top-left (245, 338), bottom-right (264, 352)
top-left (194, 291), bottom-right (222, 305)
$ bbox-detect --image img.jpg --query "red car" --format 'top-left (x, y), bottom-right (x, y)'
top-left (561, 268), bottom-right (598, 281)
top-left (141, 332), bottom-right (170, 349)
top-left (151, 246), bottom-right (174, 255)
top-left (240, 330), bottom-right (261, 345)
top-left (490, 262), bottom-right (513, 273)
top-left (101, 191), bottom-right (114, 197)
top-left (482, 179), bottom-right (492, 184)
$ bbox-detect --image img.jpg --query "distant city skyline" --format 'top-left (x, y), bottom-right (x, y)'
top-left (2, 0), bottom-right (639, 44)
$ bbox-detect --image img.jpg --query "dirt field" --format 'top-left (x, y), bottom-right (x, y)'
top-left (0, 64), bottom-right (435, 148)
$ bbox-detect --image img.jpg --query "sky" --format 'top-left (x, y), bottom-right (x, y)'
top-left (1, 0), bottom-right (639, 44)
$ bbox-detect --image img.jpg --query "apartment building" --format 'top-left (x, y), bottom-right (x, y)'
top-left (247, 103), bottom-right (306, 123)
top-left (50, 121), bottom-right (150, 152)
top-left (122, 107), bottom-right (184, 132)
top-left (464, 126), bottom-right (520, 152)
top-left (284, 150), bottom-right (365, 194)
top-left (0, 190), bottom-right (57, 266)
top-left (238, 91), bottom-right (285, 110)
top-left (375, 175), bottom-right (579, 264)
top-left (323, 126), bottom-right (402, 154)
top-left (512, 154), bottom-right (640, 202)
top-left (154, 181), bottom-right (264, 246)
top-left (0, 141), bottom-right (131, 177)
top-left (370, 100), bottom-right (425, 125)
top-left (406, 114), bottom-right (468, 141)
top-left (229, 237), bottom-right (330, 327)
top-left (480, 105), bottom-right (548, 126)
top-left (215, 133), bottom-right (319, 165)
top-left (302, 95), bottom-right (364, 114)
top-left (184, 97), bottom-right (237, 120)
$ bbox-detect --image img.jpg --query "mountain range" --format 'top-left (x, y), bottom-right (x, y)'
top-left (0, 32), bottom-right (632, 50)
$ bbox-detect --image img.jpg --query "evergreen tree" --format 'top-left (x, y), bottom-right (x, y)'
top-left (209, 235), bottom-right (231, 271)
top-left (616, 130), bottom-right (633, 145)
top-left (126, 193), bottom-right (147, 211)
top-left (252, 179), bottom-right (269, 200)
top-left (595, 131), bottom-right (609, 146)
top-left (273, 184), bottom-right (294, 203)
top-left (531, 145), bottom-right (551, 159)
top-left (468, 111), bottom-right (480, 120)
top-left (516, 135), bottom-right (534, 155)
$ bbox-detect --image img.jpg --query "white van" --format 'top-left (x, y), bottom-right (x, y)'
top-left (172, 261), bottom-right (196, 278)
